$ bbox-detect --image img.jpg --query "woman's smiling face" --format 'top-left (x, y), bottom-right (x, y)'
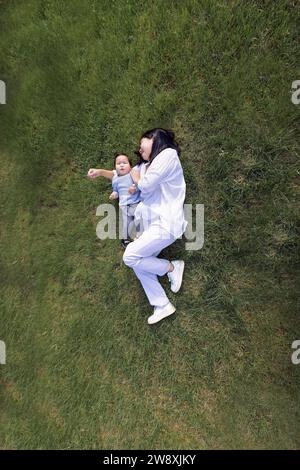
top-left (139, 137), bottom-right (153, 161)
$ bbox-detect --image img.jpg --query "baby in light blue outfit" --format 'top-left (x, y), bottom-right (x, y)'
top-left (110, 154), bottom-right (143, 247)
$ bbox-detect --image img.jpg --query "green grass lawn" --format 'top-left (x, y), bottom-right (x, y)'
top-left (0, 0), bottom-right (299, 449)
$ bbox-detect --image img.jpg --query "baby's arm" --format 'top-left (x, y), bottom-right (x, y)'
top-left (109, 191), bottom-right (119, 200)
top-left (87, 168), bottom-right (115, 180)
top-left (109, 178), bottom-right (119, 200)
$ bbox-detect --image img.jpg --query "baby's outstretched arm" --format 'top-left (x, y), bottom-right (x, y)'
top-left (87, 168), bottom-right (115, 180)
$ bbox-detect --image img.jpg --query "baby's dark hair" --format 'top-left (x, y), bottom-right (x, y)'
top-left (113, 153), bottom-right (132, 167)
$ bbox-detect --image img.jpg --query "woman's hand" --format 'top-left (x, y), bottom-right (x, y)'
top-left (130, 169), bottom-right (140, 184)
top-left (109, 191), bottom-right (119, 200)
top-left (87, 168), bottom-right (102, 179)
top-left (128, 184), bottom-right (137, 195)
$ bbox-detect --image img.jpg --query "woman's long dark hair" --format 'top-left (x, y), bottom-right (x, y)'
top-left (134, 128), bottom-right (181, 166)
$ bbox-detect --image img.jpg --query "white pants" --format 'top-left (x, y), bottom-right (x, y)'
top-left (122, 223), bottom-right (177, 307)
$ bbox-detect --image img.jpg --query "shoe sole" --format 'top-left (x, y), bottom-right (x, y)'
top-left (148, 305), bottom-right (176, 325)
top-left (171, 261), bottom-right (185, 293)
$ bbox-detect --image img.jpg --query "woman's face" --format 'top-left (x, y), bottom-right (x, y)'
top-left (139, 137), bottom-right (153, 161)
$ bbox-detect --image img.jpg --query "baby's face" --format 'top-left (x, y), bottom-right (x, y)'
top-left (115, 155), bottom-right (131, 176)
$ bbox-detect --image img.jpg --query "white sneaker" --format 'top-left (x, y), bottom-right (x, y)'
top-left (167, 260), bottom-right (185, 293)
top-left (147, 302), bottom-right (176, 325)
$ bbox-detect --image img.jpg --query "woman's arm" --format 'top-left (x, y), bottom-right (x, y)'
top-left (87, 168), bottom-right (115, 180)
top-left (132, 149), bottom-right (176, 196)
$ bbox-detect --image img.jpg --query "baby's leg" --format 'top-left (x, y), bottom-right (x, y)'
top-left (120, 205), bottom-right (131, 239)
top-left (121, 204), bottom-right (138, 239)
top-left (127, 203), bottom-right (141, 239)
top-left (130, 203), bottom-right (144, 239)
top-left (134, 218), bottom-right (144, 239)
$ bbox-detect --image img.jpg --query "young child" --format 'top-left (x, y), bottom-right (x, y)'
top-left (87, 154), bottom-right (143, 249)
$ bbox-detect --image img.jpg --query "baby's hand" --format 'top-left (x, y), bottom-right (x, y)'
top-left (128, 184), bottom-right (137, 195)
top-left (87, 168), bottom-right (101, 179)
top-left (109, 191), bottom-right (119, 200)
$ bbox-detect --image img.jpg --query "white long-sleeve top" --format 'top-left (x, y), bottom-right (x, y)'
top-left (135, 148), bottom-right (188, 239)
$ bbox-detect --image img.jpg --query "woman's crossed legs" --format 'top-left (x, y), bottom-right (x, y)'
top-left (122, 224), bottom-right (176, 307)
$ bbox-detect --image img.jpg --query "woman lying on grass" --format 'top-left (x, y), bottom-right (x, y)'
top-left (87, 128), bottom-right (187, 325)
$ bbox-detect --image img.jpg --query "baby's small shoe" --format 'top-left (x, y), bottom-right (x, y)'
top-left (121, 238), bottom-right (132, 249)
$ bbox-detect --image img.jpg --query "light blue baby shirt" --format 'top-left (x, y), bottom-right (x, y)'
top-left (112, 167), bottom-right (142, 206)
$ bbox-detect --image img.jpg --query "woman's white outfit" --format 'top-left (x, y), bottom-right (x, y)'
top-left (123, 148), bottom-right (188, 307)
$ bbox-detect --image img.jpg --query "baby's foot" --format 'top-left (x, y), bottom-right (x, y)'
top-left (121, 238), bottom-right (132, 249)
